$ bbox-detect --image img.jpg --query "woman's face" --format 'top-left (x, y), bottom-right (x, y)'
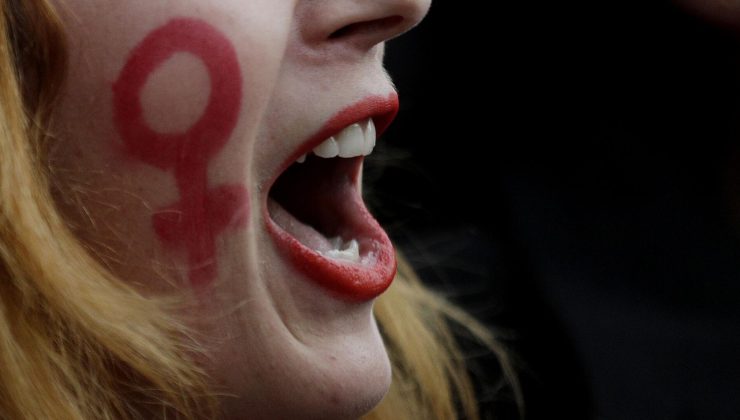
top-left (47, 0), bottom-right (429, 418)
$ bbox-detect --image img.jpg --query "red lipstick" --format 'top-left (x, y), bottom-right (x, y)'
top-left (265, 93), bottom-right (399, 301)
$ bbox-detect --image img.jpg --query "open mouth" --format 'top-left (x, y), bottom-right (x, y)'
top-left (265, 96), bottom-right (398, 301)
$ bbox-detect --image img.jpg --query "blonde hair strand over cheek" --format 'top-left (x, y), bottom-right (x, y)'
top-left (0, 1), bottom-right (217, 418)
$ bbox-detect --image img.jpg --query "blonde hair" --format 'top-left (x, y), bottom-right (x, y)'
top-left (369, 256), bottom-right (520, 419)
top-left (0, 1), bottom-right (520, 419)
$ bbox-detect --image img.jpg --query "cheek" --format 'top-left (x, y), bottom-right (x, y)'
top-left (140, 52), bottom-right (210, 134)
top-left (49, 0), bottom-right (293, 294)
top-left (50, 16), bottom-right (279, 291)
top-left (111, 18), bottom-right (249, 288)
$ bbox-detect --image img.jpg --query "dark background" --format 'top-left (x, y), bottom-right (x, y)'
top-left (370, 1), bottom-right (740, 419)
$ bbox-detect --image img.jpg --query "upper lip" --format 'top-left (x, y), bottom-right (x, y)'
top-left (265, 92), bottom-right (400, 191)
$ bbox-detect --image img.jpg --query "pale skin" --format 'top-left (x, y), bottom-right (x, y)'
top-left (47, 1), bottom-right (430, 418)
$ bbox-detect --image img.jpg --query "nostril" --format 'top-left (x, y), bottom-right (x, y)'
top-left (328, 15), bottom-right (405, 40)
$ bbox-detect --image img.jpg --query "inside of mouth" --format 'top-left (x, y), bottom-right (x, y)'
top-left (268, 155), bottom-right (361, 255)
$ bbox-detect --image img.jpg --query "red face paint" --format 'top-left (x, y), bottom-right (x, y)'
top-left (113, 18), bottom-right (248, 286)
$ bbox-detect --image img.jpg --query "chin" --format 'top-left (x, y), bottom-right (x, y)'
top-left (214, 311), bottom-right (393, 420)
top-left (298, 344), bottom-right (392, 420)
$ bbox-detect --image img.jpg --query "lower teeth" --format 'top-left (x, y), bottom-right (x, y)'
top-left (321, 237), bottom-right (360, 263)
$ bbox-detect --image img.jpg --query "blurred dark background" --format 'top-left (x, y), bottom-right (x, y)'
top-left (369, 0), bottom-right (740, 419)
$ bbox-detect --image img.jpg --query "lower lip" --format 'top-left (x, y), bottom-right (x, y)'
top-left (265, 94), bottom-right (399, 301)
top-left (265, 199), bottom-right (397, 301)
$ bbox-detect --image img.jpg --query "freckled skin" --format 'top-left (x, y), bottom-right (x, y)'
top-left (47, 0), bottom-right (431, 417)
top-left (112, 19), bottom-right (249, 286)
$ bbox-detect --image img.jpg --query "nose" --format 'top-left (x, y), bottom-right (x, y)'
top-left (297, 0), bottom-right (432, 52)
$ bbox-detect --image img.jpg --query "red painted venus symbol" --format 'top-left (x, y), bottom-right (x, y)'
top-left (113, 18), bottom-right (248, 286)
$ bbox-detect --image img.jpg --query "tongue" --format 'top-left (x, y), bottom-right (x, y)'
top-left (268, 198), bottom-right (336, 254)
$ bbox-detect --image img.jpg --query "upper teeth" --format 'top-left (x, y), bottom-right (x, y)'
top-left (297, 118), bottom-right (376, 163)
